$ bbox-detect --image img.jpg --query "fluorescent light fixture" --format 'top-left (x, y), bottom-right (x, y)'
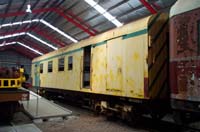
top-left (0, 42), bottom-right (16, 47)
top-left (103, 12), bottom-right (115, 21)
top-left (0, 41), bottom-right (43, 55)
top-left (17, 42), bottom-right (43, 55)
top-left (84, 0), bottom-right (123, 27)
top-left (22, 20), bottom-right (32, 24)
top-left (32, 19), bottom-right (39, 22)
top-left (94, 5), bottom-right (106, 14)
top-left (40, 20), bottom-right (78, 43)
top-left (84, 0), bottom-right (97, 6)
top-left (0, 32), bottom-right (57, 50)
top-left (1, 23), bottom-right (12, 27)
top-left (27, 33), bottom-right (58, 50)
top-left (111, 19), bottom-right (123, 27)
top-left (0, 32), bottom-right (26, 40)
top-left (0, 19), bottom-right (78, 43)
top-left (12, 21), bottom-right (23, 26)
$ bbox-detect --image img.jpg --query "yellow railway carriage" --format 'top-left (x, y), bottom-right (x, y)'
top-left (32, 13), bottom-right (169, 118)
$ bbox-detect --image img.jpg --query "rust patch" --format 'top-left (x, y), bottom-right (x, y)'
top-left (171, 59), bottom-right (200, 100)
top-left (170, 8), bottom-right (200, 58)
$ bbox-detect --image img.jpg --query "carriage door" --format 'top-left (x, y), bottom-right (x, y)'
top-left (106, 38), bottom-right (123, 93)
top-left (82, 46), bottom-right (91, 88)
top-left (34, 63), bottom-right (40, 87)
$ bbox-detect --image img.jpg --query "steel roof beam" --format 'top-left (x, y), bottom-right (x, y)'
top-left (65, 0), bottom-right (133, 36)
top-left (0, 8), bottom-right (55, 18)
top-left (2, 46), bottom-right (36, 59)
top-left (0, 27), bottom-right (63, 48)
top-left (20, 38), bottom-right (49, 53)
top-left (20, 0), bottom-right (41, 22)
top-left (72, 5), bottom-right (143, 38)
top-left (43, 0), bottom-right (80, 28)
top-left (0, 38), bottom-right (47, 54)
top-left (0, 28), bottom-right (32, 36)
top-left (0, 7), bottom-right (95, 36)
top-left (0, 41), bottom-right (43, 55)
top-left (31, 0), bottom-right (64, 28)
top-left (139, 0), bottom-right (157, 14)
top-left (12, 46), bottom-right (38, 59)
top-left (1, 45), bottom-right (39, 59)
top-left (11, 0), bottom-right (27, 23)
top-left (12, 0), bottom-right (42, 36)
top-left (54, 9), bottom-right (95, 36)
top-left (0, 0), bottom-right (12, 25)
top-left (0, 19), bottom-right (77, 43)
top-left (32, 28), bottom-right (66, 47)
top-left (64, 10), bottom-right (98, 34)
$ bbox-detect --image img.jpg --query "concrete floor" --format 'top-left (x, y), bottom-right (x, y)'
top-left (36, 104), bottom-right (147, 132)
top-left (0, 103), bottom-right (147, 132)
top-left (1, 100), bottom-right (199, 132)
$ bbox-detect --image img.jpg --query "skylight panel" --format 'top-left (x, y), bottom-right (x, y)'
top-left (84, 0), bottom-right (123, 27)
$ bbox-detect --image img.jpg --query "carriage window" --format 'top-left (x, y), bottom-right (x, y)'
top-left (68, 56), bottom-right (73, 70)
top-left (82, 46), bottom-right (91, 88)
top-left (48, 61), bottom-right (53, 72)
top-left (58, 57), bottom-right (65, 71)
top-left (40, 63), bottom-right (43, 73)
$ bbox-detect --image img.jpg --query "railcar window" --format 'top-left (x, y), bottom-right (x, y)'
top-left (82, 46), bottom-right (91, 88)
top-left (40, 63), bottom-right (43, 73)
top-left (198, 20), bottom-right (200, 54)
top-left (68, 56), bottom-right (73, 70)
top-left (48, 61), bottom-right (53, 73)
top-left (58, 57), bottom-right (65, 71)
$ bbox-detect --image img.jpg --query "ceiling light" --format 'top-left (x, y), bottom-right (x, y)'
top-left (0, 32), bottom-right (57, 50)
top-left (0, 32), bottom-right (26, 40)
top-left (0, 19), bottom-right (78, 43)
top-left (94, 5), bottom-right (106, 14)
top-left (40, 19), bottom-right (78, 43)
top-left (112, 19), bottom-right (123, 27)
top-left (27, 33), bottom-right (58, 50)
top-left (26, 4), bottom-right (32, 13)
top-left (0, 42), bottom-right (16, 47)
top-left (84, 0), bottom-right (97, 6)
top-left (12, 21), bottom-right (23, 26)
top-left (17, 42), bottom-right (43, 55)
top-left (32, 19), bottom-right (39, 22)
top-left (22, 20), bottom-right (32, 24)
top-left (0, 41), bottom-right (43, 55)
top-left (103, 12), bottom-right (115, 21)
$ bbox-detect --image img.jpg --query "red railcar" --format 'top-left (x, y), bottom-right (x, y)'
top-left (170, 0), bottom-right (200, 119)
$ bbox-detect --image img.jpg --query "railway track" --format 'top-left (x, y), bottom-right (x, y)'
top-left (133, 115), bottom-right (200, 132)
top-left (54, 99), bottom-right (200, 132)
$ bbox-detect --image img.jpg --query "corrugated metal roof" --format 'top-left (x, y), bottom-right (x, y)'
top-left (0, 0), bottom-right (177, 58)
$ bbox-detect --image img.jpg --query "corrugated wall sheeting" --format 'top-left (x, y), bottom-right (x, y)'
top-left (0, 51), bottom-right (32, 82)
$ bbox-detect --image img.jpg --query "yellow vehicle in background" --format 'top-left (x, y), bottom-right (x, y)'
top-left (0, 67), bottom-right (29, 120)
